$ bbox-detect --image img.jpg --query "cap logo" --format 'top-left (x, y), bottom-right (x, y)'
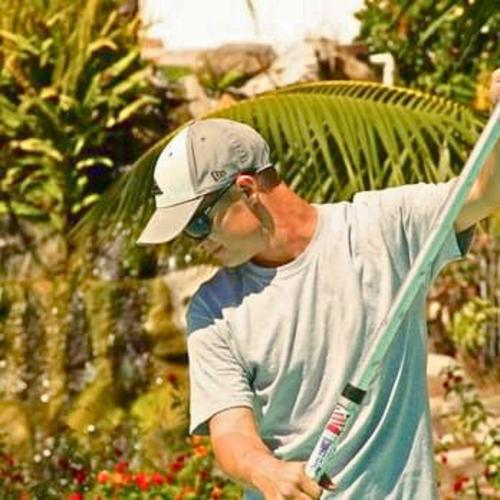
top-left (152, 180), bottom-right (163, 195)
top-left (211, 170), bottom-right (227, 182)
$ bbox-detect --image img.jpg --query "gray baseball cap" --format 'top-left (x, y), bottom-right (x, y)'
top-left (137, 118), bottom-right (272, 244)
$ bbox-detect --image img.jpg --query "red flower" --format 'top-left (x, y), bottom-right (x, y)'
top-left (59, 458), bottom-right (70, 469)
top-left (68, 494), bottom-right (84, 500)
top-left (111, 472), bottom-right (125, 486)
top-left (453, 476), bottom-right (469, 492)
top-left (164, 472), bottom-right (175, 484)
top-left (210, 486), bottom-right (223, 499)
top-left (115, 460), bottom-right (128, 473)
top-left (440, 453), bottom-right (448, 464)
top-left (199, 469), bottom-right (209, 481)
top-left (151, 472), bottom-right (163, 485)
top-left (170, 460), bottom-right (185, 472)
top-left (166, 371), bottom-right (178, 385)
top-left (169, 454), bottom-right (187, 472)
top-left (194, 445), bottom-right (208, 457)
top-left (135, 472), bottom-right (150, 491)
top-left (72, 468), bottom-right (86, 485)
top-left (96, 470), bottom-right (109, 484)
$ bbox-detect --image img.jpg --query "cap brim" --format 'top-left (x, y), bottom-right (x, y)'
top-left (136, 198), bottom-right (203, 245)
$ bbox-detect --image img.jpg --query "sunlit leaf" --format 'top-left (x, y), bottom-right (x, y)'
top-left (0, 29), bottom-right (39, 55)
top-left (11, 138), bottom-right (64, 162)
top-left (115, 95), bottom-right (159, 124)
top-left (76, 157), bottom-right (114, 170)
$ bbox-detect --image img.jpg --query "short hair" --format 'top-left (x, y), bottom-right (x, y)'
top-left (256, 166), bottom-right (280, 191)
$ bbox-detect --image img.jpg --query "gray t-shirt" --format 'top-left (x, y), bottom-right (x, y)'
top-left (187, 180), bottom-right (472, 499)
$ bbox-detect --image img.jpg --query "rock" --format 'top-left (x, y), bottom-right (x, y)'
top-left (180, 74), bottom-right (214, 117)
top-left (240, 41), bottom-right (319, 96)
top-left (307, 38), bottom-right (376, 81)
top-left (442, 446), bottom-right (475, 469)
top-left (198, 43), bottom-right (276, 81)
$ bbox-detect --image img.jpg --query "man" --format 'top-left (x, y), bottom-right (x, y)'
top-left (138, 72), bottom-right (499, 499)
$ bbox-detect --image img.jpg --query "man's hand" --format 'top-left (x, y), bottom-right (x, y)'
top-left (251, 455), bottom-right (332, 500)
top-left (210, 407), bottom-right (336, 499)
top-left (491, 68), bottom-right (500, 108)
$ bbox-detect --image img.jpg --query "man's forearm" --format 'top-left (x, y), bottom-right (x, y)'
top-left (211, 432), bottom-right (276, 489)
top-left (212, 432), bottom-right (324, 498)
top-left (456, 140), bottom-right (500, 231)
top-left (472, 141), bottom-right (500, 210)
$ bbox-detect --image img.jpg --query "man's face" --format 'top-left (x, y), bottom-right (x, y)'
top-left (196, 187), bottom-right (267, 268)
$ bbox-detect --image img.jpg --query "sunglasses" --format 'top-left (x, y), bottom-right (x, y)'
top-left (183, 182), bottom-right (234, 240)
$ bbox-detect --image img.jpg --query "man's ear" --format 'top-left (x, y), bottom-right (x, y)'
top-left (235, 174), bottom-right (259, 200)
top-left (236, 175), bottom-right (275, 232)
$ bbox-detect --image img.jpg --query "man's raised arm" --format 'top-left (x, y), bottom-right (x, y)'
top-left (455, 68), bottom-right (500, 232)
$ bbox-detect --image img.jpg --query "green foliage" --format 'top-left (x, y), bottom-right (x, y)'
top-left (356, 0), bottom-right (500, 108)
top-left (159, 65), bottom-right (193, 83)
top-left (197, 63), bottom-right (247, 94)
top-left (0, 0), bottom-right (171, 240)
top-left (449, 297), bottom-right (500, 355)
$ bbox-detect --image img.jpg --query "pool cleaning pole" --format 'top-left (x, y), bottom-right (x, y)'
top-left (306, 105), bottom-right (500, 486)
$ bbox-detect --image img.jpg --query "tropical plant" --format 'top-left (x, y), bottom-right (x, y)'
top-left (449, 297), bottom-right (500, 356)
top-left (72, 81), bottom-right (484, 266)
top-left (355, 0), bottom-right (500, 109)
top-left (0, 0), bottom-right (173, 274)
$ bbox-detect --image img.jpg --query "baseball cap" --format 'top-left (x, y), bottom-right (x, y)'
top-left (137, 118), bottom-right (272, 245)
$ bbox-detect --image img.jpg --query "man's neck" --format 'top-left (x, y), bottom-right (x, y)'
top-left (250, 189), bottom-right (318, 267)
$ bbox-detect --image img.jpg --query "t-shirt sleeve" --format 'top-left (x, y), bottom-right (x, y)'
top-left (352, 178), bottom-right (474, 284)
top-left (395, 178), bottom-right (474, 282)
top-left (186, 295), bottom-right (254, 435)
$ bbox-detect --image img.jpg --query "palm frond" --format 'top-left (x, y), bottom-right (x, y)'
top-left (71, 81), bottom-right (484, 248)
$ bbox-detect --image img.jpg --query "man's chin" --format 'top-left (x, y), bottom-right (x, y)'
top-left (216, 254), bottom-right (249, 269)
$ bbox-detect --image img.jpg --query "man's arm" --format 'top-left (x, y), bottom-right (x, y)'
top-left (209, 407), bottom-right (324, 500)
top-left (455, 69), bottom-right (500, 232)
top-left (455, 140), bottom-right (499, 232)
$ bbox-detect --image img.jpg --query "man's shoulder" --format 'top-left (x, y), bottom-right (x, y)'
top-left (352, 180), bottom-right (457, 204)
top-left (192, 265), bottom-right (243, 297)
top-left (188, 266), bottom-right (245, 322)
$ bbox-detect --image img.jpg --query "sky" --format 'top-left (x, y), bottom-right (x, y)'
top-left (142, 0), bottom-right (364, 50)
